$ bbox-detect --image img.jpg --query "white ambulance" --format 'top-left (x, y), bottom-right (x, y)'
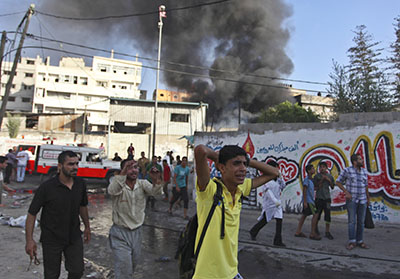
top-left (35, 144), bottom-right (120, 183)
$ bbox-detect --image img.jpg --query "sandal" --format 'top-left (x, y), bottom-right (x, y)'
top-left (294, 232), bottom-right (307, 238)
top-left (358, 242), bottom-right (369, 249)
top-left (309, 234), bottom-right (322, 241)
top-left (346, 243), bottom-right (356, 250)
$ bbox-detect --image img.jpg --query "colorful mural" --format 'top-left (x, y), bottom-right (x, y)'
top-left (196, 123), bottom-right (400, 224)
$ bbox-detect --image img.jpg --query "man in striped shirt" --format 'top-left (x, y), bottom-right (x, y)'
top-left (336, 154), bottom-right (370, 250)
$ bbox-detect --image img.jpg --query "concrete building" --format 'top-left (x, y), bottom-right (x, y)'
top-left (153, 89), bottom-right (190, 102)
top-left (294, 93), bottom-right (335, 122)
top-left (0, 98), bottom-right (208, 160)
top-left (1, 55), bottom-right (142, 131)
top-left (1, 56), bottom-right (41, 112)
top-left (110, 97), bottom-right (207, 134)
top-left (32, 55), bottom-right (142, 131)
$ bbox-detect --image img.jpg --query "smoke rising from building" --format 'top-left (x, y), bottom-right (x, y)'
top-left (38, 0), bottom-right (294, 126)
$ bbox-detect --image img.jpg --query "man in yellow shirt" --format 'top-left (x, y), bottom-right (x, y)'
top-left (193, 145), bottom-right (279, 279)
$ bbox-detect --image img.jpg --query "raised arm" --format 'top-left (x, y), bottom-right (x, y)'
top-left (194, 145), bottom-right (218, 192)
top-left (250, 160), bottom-right (280, 189)
top-left (108, 160), bottom-right (132, 195)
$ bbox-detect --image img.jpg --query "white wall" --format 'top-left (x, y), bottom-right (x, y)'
top-left (195, 119), bottom-right (400, 224)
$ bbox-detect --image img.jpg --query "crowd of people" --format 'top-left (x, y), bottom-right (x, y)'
top-left (0, 146), bottom-right (33, 205)
top-left (6, 141), bottom-right (370, 278)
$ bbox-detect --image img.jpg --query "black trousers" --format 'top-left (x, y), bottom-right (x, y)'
top-left (4, 163), bottom-right (13, 184)
top-left (250, 212), bottom-right (283, 240)
top-left (42, 237), bottom-right (84, 279)
top-left (170, 187), bottom-right (189, 209)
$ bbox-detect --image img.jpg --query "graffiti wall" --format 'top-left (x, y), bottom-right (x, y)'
top-left (195, 119), bottom-right (400, 224)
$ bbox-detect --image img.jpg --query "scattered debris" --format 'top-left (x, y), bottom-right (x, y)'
top-left (7, 215), bottom-right (38, 228)
top-left (86, 271), bottom-right (98, 278)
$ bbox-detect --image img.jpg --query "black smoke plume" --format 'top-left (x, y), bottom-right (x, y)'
top-left (37, 0), bottom-right (294, 128)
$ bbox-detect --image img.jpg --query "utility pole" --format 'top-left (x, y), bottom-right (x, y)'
top-left (0, 31), bottom-right (7, 91)
top-left (151, 5), bottom-right (166, 158)
top-left (82, 105), bottom-right (87, 144)
top-left (0, 4), bottom-right (35, 131)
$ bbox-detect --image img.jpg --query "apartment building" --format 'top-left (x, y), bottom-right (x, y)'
top-left (1, 54), bottom-right (142, 131)
top-left (33, 55), bottom-right (142, 131)
top-left (0, 56), bottom-right (41, 111)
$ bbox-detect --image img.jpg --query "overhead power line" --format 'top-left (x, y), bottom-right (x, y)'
top-left (35, 0), bottom-right (232, 21)
top-left (13, 31), bottom-right (329, 86)
top-left (0, 11), bottom-right (26, 17)
top-left (3, 45), bottom-right (329, 94)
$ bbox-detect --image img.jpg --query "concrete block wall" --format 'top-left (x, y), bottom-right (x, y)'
top-left (195, 112), bottom-right (400, 224)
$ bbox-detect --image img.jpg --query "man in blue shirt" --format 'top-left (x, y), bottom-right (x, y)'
top-left (295, 164), bottom-right (321, 240)
top-left (168, 156), bottom-right (190, 219)
top-left (336, 154), bottom-right (370, 250)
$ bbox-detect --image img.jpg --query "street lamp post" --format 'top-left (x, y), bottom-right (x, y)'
top-left (151, 5), bottom-right (166, 158)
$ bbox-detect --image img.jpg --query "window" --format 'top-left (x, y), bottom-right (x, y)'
top-left (63, 93), bottom-right (71, 100)
top-left (8, 96), bottom-right (16, 102)
top-left (35, 104), bottom-right (43, 113)
top-left (87, 153), bottom-right (101, 162)
top-left (22, 97), bottom-right (31, 102)
top-left (26, 60), bottom-right (35, 65)
top-left (98, 64), bottom-right (110, 72)
top-left (73, 76), bottom-right (78, 84)
top-left (39, 73), bottom-right (46, 81)
top-left (96, 81), bottom-right (107, 87)
top-left (25, 73), bottom-right (34, 77)
top-left (1, 83), bottom-right (16, 89)
top-left (3, 70), bottom-right (11, 75)
top-left (24, 85), bottom-right (33, 90)
top-left (170, 113), bottom-right (189, 123)
top-left (84, 96), bottom-right (92, 101)
top-left (112, 85), bottom-right (116, 88)
top-left (49, 74), bottom-right (59, 82)
top-left (80, 77), bottom-right (88, 85)
top-left (36, 88), bottom-right (45, 97)
top-left (63, 75), bottom-right (70, 83)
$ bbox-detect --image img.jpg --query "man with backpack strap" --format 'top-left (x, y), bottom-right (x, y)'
top-left (193, 145), bottom-right (279, 279)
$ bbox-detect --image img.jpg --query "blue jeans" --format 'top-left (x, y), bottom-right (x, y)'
top-left (346, 200), bottom-right (367, 244)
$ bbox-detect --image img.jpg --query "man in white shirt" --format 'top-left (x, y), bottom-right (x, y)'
top-left (107, 159), bottom-right (162, 278)
top-left (16, 148), bottom-right (30, 182)
top-left (0, 156), bottom-right (8, 204)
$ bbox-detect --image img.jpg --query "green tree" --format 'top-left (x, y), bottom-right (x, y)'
top-left (389, 16), bottom-right (400, 103)
top-left (6, 113), bottom-right (21, 138)
top-left (327, 60), bottom-right (357, 113)
top-left (256, 101), bottom-right (320, 123)
top-left (329, 25), bottom-right (395, 113)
